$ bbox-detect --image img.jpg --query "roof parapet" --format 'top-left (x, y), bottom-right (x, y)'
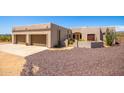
top-left (13, 23), bottom-right (51, 31)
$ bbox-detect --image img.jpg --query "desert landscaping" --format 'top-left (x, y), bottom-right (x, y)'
top-left (20, 32), bottom-right (124, 76)
top-left (21, 43), bottom-right (124, 76)
top-left (0, 32), bottom-right (124, 76)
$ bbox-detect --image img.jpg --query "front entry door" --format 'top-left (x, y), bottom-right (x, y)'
top-left (73, 32), bottom-right (82, 40)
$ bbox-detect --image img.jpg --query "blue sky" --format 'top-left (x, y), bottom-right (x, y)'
top-left (0, 16), bottom-right (124, 34)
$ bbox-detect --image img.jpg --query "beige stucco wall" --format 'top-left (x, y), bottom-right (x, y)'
top-left (13, 23), bottom-right (51, 31)
top-left (72, 27), bottom-right (101, 41)
top-left (51, 23), bottom-right (70, 47)
top-left (72, 27), bottom-right (116, 41)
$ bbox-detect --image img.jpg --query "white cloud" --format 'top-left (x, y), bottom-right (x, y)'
top-left (116, 26), bottom-right (124, 31)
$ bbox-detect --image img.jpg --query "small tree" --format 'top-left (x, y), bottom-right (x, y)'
top-left (105, 28), bottom-right (115, 46)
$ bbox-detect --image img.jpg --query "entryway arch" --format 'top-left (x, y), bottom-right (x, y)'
top-left (73, 32), bottom-right (82, 40)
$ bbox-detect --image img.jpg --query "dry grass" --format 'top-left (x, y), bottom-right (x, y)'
top-left (116, 32), bottom-right (124, 43)
top-left (0, 51), bottom-right (26, 76)
top-left (117, 37), bottom-right (124, 43)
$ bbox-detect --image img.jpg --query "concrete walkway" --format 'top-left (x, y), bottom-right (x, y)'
top-left (0, 44), bottom-right (48, 57)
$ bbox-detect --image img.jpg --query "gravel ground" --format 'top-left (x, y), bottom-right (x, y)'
top-left (21, 44), bottom-right (124, 76)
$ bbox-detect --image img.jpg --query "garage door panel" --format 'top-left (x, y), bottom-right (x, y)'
top-left (31, 35), bottom-right (46, 46)
top-left (16, 35), bottom-right (26, 44)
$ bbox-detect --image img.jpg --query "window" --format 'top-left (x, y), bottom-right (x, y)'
top-left (87, 34), bottom-right (95, 41)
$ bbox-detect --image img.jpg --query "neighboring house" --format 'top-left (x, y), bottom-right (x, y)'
top-left (12, 23), bottom-right (116, 48)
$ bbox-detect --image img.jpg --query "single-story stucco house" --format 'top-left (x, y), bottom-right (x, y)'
top-left (12, 23), bottom-right (116, 48)
top-left (12, 23), bottom-right (72, 48)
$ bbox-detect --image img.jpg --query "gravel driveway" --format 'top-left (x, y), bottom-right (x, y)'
top-left (21, 44), bottom-right (124, 76)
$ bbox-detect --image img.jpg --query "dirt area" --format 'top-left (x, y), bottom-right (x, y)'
top-left (116, 32), bottom-right (124, 43)
top-left (117, 37), bottom-right (124, 43)
top-left (21, 44), bottom-right (124, 76)
top-left (0, 52), bottom-right (26, 76)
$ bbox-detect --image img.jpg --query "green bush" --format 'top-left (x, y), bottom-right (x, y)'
top-left (0, 35), bottom-right (11, 42)
top-left (105, 28), bottom-right (115, 46)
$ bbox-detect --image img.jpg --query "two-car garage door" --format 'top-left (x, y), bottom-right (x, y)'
top-left (31, 35), bottom-right (46, 46)
top-left (16, 35), bottom-right (47, 46)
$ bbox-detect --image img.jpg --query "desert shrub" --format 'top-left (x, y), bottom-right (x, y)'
top-left (105, 28), bottom-right (116, 46)
top-left (0, 35), bottom-right (11, 42)
top-left (68, 39), bottom-right (74, 45)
